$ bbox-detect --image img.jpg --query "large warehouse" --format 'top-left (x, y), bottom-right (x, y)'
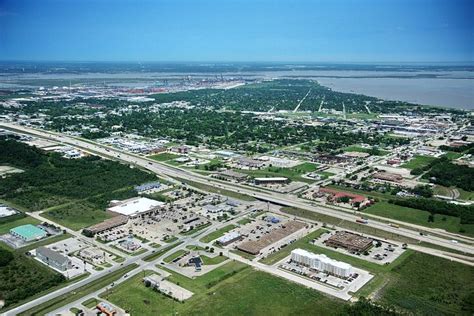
top-left (10, 224), bottom-right (47, 242)
top-left (107, 197), bottom-right (164, 218)
top-left (291, 248), bottom-right (353, 278)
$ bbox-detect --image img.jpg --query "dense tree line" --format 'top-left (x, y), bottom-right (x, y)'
top-left (424, 157), bottom-right (474, 191)
top-left (0, 140), bottom-right (155, 211)
top-left (440, 143), bottom-right (474, 154)
top-left (0, 249), bottom-right (65, 308)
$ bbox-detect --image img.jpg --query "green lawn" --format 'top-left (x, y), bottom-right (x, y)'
top-left (201, 254), bottom-right (228, 265)
top-left (103, 261), bottom-right (345, 315)
top-left (240, 162), bottom-right (318, 183)
top-left (364, 201), bottom-right (466, 235)
top-left (142, 241), bottom-right (184, 262)
top-left (237, 218), bottom-right (253, 225)
top-left (177, 178), bottom-right (256, 201)
top-left (200, 224), bottom-right (237, 243)
top-left (163, 249), bottom-right (188, 263)
top-left (82, 297), bottom-right (100, 309)
top-left (43, 202), bottom-right (111, 231)
top-left (163, 236), bottom-right (178, 243)
top-left (343, 145), bottom-right (388, 156)
top-left (378, 252), bottom-right (474, 315)
top-left (401, 155), bottom-right (436, 169)
top-left (458, 188), bottom-right (474, 201)
top-left (181, 222), bottom-right (212, 235)
top-left (148, 152), bottom-right (181, 162)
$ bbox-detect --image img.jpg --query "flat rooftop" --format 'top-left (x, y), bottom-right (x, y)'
top-left (107, 197), bottom-right (164, 217)
top-left (10, 224), bottom-right (47, 240)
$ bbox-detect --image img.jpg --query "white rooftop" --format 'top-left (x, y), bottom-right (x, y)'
top-left (291, 248), bottom-right (352, 270)
top-left (108, 197), bottom-right (164, 217)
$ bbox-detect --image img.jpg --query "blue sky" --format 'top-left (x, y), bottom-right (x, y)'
top-left (0, 0), bottom-right (472, 62)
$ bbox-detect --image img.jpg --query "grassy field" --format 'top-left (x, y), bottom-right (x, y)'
top-left (237, 218), bottom-right (253, 225)
top-left (176, 177), bottom-right (256, 201)
top-left (343, 145), bottom-right (388, 156)
top-left (363, 201), bottom-right (462, 233)
top-left (260, 229), bottom-right (328, 265)
top-left (458, 188), bottom-right (474, 201)
top-left (180, 222), bottom-right (212, 235)
top-left (240, 162), bottom-right (318, 183)
top-left (281, 206), bottom-right (419, 244)
top-left (400, 155), bottom-right (436, 169)
top-left (163, 249), bottom-right (188, 263)
top-left (199, 224), bottom-right (237, 243)
top-left (377, 252), bottom-right (474, 315)
top-left (163, 236), bottom-right (178, 243)
top-left (103, 261), bottom-right (345, 315)
top-left (148, 152), bottom-right (181, 162)
top-left (142, 241), bottom-right (184, 262)
top-left (201, 254), bottom-right (228, 265)
top-left (43, 202), bottom-right (111, 231)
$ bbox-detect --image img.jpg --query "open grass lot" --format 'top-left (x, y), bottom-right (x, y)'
top-left (401, 155), bottom-right (436, 169)
top-left (343, 145), bottom-right (388, 156)
top-left (181, 222), bottom-right (212, 235)
top-left (377, 252), bottom-right (474, 315)
top-left (163, 249), bottom-right (188, 263)
top-left (237, 218), bottom-right (252, 225)
top-left (200, 224), bottom-right (237, 243)
top-left (104, 261), bottom-right (345, 315)
top-left (176, 177), bottom-right (256, 201)
top-left (142, 241), bottom-right (184, 262)
top-left (201, 254), bottom-right (228, 265)
top-left (240, 162), bottom-right (318, 183)
top-left (458, 188), bottom-right (474, 201)
top-left (148, 152), bottom-right (180, 162)
top-left (363, 201), bottom-right (463, 233)
top-left (43, 202), bottom-right (112, 231)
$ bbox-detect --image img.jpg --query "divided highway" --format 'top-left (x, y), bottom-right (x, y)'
top-left (2, 122), bottom-right (474, 257)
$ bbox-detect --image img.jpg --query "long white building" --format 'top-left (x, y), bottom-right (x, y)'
top-left (290, 248), bottom-right (353, 278)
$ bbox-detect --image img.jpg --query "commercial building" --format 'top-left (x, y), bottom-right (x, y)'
top-left (36, 246), bottom-right (71, 271)
top-left (134, 181), bottom-right (161, 193)
top-left (237, 221), bottom-right (306, 255)
top-left (107, 197), bottom-right (164, 218)
top-left (83, 215), bottom-right (129, 235)
top-left (217, 231), bottom-right (241, 246)
top-left (214, 169), bottom-right (248, 182)
top-left (10, 224), bottom-right (47, 242)
top-left (318, 187), bottom-right (369, 207)
top-left (254, 177), bottom-right (289, 185)
top-left (291, 248), bottom-right (353, 278)
top-left (325, 231), bottom-right (373, 253)
top-left (372, 172), bottom-right (403, 183)
top-left (0, 204), bottom-right (18, 218)
top-left (78, 247), bottom-right (106, 265)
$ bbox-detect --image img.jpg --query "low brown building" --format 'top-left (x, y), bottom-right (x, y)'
top-left (83, 215), bottom-right (129, 235)
top-left (325, 231), bottom-right (373, 253)
top-left (237, 221), bottom-right (306, 255)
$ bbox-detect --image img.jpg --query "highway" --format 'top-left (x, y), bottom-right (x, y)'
top-left (3, 123), bottom-right (472, 256)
